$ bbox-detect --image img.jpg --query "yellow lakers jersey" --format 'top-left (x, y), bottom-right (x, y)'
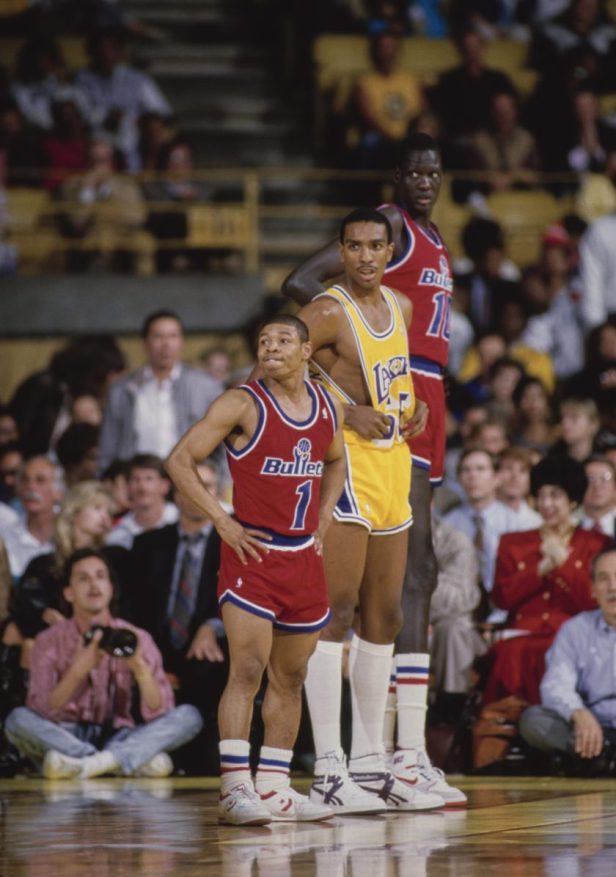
top-left (312, 284), bottom-right (415, 449)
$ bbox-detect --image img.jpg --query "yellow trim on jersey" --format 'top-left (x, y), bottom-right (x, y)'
top-left (313, 284), bottom-right (415, 449)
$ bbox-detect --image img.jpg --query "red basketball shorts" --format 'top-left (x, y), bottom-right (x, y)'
top-left (407, 358), bottom-right (445, 486)
top-left (218, 533), bottom-right (330, 632)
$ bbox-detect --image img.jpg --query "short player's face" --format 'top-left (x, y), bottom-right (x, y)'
top-left (257, 324), bottom-right (311, 378)
top-left (339, 221), bottom-right (394, 291)
top-left (395, 150), bottom-right (442, 218)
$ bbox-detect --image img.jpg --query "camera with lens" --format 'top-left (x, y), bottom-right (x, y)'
top-left (83, 625), bottom-right (137, 658)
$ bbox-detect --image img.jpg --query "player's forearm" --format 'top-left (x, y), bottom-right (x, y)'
top-left (282, 268), bottom-right (326, 305)
top-left (318, 456), bottom-right (347, 525)
top-left (165, 445), bottom-right (229, 529)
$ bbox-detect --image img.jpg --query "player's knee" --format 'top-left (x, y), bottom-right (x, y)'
top-left (270, 664), bottom-right (307, 695)
top-left (325, 599), bottom-right (356, 639)
top-left (229, 654), bottom-right (266, 693)
top-left (382, 604), bottom-right (404, 641)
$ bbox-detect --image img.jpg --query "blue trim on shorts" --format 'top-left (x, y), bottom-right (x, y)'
top-left (410, 356), bottom-right (444, 377)
top-left (273, 608), bottom-right (332, 633)
top-left (219, 590), bottom-right (275, 621)
top-left (237, 522), bottom-right (314, 549)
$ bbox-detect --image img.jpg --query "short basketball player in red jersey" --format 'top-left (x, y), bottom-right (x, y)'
top-left (166, 315), bottom-right (346, 826)
top-left (283, 133), bottom-right (467, 807)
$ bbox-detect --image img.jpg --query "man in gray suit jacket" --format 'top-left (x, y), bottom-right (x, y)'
top-left (99, 310), bottom-right (222, 472)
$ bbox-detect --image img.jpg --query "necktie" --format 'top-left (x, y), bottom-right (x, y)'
top-left (169, 533), bottom-right (203, 651)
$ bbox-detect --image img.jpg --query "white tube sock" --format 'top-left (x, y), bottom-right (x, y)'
top-left (383, 657), bottom-right (397, 756)
top-left (348, 635), bottom-right (394, 764)
top-left (395, 652), bottom-right (429, 750)
top-left (304, 640), bottom-right (344, 760)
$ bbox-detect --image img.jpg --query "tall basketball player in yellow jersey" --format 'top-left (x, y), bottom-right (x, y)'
top-left (296, 208), bottom-right (444, 814)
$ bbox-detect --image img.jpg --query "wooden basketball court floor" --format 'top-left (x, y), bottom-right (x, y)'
top-left (1, 775), bottom-right (615, 876)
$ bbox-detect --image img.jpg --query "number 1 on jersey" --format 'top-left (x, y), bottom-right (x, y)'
top-left (291, 480), bottom-right (312, 530)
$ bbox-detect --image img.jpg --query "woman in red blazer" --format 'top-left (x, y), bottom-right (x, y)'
top-left (483, 455), bottom-right (612, 705)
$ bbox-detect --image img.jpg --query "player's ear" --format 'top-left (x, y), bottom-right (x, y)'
top-left (302, 341), bottom-right (313, 360)
top-left (386, 241), bottom-right (395, 262)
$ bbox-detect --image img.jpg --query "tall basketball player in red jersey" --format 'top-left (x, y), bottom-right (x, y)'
top-left (283, 133), bottom-right (466, 806)
top-left (166, 315), bottom-right (346, 826)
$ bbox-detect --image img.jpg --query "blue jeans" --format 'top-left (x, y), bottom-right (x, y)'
top-left (5, 704), bottom-right (203, 775)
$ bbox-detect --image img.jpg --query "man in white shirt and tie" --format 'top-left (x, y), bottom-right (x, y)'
top-left (580, 456), bottom-right (616, 541)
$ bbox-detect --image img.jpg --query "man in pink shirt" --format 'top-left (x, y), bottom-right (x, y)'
top-left (5, 548), bottom-right (202, 779)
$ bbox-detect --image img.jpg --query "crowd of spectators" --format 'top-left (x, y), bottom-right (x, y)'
top-left (0, 2), bottom-right (615, 778)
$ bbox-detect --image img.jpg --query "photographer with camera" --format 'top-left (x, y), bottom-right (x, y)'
top-left (4, 548), bottom-right (202, 779)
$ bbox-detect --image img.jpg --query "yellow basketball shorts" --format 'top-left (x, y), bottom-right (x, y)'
top-left (334, 436), bottom-right (412, 534)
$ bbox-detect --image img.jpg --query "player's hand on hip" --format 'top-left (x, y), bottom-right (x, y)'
top-left (216, 516), bottom-right (271, 564)
top-left (345, 404), bottom-right (392, 439)
top-left (402, 398), bottom-right (429, 439)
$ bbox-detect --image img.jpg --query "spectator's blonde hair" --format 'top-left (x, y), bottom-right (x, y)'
top-left (54, 481), bottom-right (113, 569)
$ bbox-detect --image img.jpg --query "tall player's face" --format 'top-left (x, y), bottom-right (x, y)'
top-left (395, 150), bottom-right (442, 220)
top-left (339, 221), bottom-right (394, 292)
top-left (257, 324), bottom-right (311, 379)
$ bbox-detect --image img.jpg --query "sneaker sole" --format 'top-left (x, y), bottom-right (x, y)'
top-left (218, 815), bottom-right (272, 826)
top-left (312, 800), bottom-right (388, 815)
top-left (269, 810), bottom-right (336, 822)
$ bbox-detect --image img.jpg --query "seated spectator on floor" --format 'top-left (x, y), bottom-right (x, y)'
top-left (497, 445), bottom-right (543, 529)
top-left (511, 376), bottom-right (558, 455)
top-left (98, 310), bottom-right (222, 473)
top-left (4, 549), bottom-right (202, 779)
top-left (9, 335), bottom-right (125, 458)
top-left (10, 480), bottom-right (128, 641)
top-left (74, 28), bottom-right (172, 172)
top-left (0, 457), bottom-right (63, 580)
top-left (55, 423), bottom-right (100, 487)
top-left (350, 30), bottom-right (424, 168)
top-left (137, 111), bottom-right (175, 172)
top-left (562, 87), bottom-right (616, 176)
top-left (59, 135), bottom-right (154, 275)
top-left (200, 348), bottom-right (232, 388)
top-left (470, 89), bottom-right (540, 195)
top-left (579, 455), bottom-right (616, 539)
top-left (430, 515), bottom-right (485, 709)
top-left (472, 414), bottom-right (511, 458)
top-left (106, 454), bottom-right (178, 550)
top-left (550, 397), bottom-right (601, 463)
top-left (126, 460), bottom-right (227, 774)
top-left (483, 455), bottom-right (612, 706)
top-left (519, 547), bottom-right (616, 774)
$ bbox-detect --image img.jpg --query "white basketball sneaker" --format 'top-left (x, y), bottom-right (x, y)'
top-left (310, 750), bottom-right (388, 815)
top-left (349, 761), bottom-right (444, 812)
top-left (42, 750), bottom-right (83, 780)
top-left (391, 748), bottom-right (468, 808)
top-left (260, 786), bottom-right (335, 822)
top-left (135, 752), bottom-right (174, 778)
top-left (218, 783), bottom-right (272, 826)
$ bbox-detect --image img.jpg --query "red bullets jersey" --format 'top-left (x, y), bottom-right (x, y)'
top-left (381, 204), bottom-right (453, 367)
top-left (225, 379), bottom-right (337, 542)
